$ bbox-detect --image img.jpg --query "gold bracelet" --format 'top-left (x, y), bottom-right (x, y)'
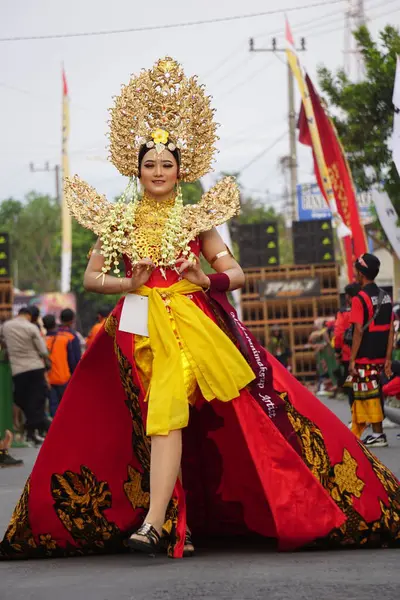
top-left (209, 246), bottom-right (233, 267)
top-left (202, 277), bottom-right (211, 293)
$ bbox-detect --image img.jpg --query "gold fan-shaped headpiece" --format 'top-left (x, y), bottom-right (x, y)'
top-left (109, 57), bottom-right (218, 181)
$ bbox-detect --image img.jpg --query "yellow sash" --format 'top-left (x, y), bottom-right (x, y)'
top-left (134, 280), bottom-right (255, 436)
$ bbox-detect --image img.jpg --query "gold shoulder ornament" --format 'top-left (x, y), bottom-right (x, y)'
top-left (65, 175), bottom-right (239, 275)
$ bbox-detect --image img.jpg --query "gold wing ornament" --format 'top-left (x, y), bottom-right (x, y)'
top-left (181, 176), bottom-right (240, 242)
top-left (64, 176), bottom-right (110, 237)
top-left (64, 175), bottom-right (240, 267)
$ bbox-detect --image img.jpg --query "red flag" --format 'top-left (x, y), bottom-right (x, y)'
top-left (62, 67), bottom-right (68, 96)
top-left (298, 74), bottom-right (367, 277)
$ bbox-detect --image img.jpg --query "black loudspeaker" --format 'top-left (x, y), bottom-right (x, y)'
top-left (0, 233), bottom-right (10, 278)
top-left (292, 219), bottom-right (335, 265)
top-left (237, 222), bottom-right (280, 268)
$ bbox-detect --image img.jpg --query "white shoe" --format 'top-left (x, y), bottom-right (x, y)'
top-left (382, 417), bottom-right (398, 429)
top-left (363, 434), bottom-right (388, 448)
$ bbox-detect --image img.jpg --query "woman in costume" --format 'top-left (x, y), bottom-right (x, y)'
top-left (1, 57), bottom-right (400, 561)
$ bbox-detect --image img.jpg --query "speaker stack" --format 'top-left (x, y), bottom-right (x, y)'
top-left (0, 232), bottom-right (12, 321)
top-left (236, 222), bottom-right (280, 268)
top-left (0, 232), bottom-right (10, 278)
top-left (292, 219), bottom-right (335, 265)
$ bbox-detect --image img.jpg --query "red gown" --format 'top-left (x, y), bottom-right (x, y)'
top-left (1, 241), bottom-right (400, 559)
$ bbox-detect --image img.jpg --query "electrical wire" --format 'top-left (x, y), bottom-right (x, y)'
top-left (0, 1), bottom-right (345, 42)
top-left (239, 131), bottom-right (288, 174)
top-left (216, 59), bottom-right (275, 99)
top-left (307, 0), bottom-right (400, 39)
top-left (251, 0), bottom-right (398, 46)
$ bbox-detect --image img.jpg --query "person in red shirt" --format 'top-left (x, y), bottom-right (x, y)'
top-left (86, 307), bottom-right (110, 350)
top-left (346, 254), bottom-right (394, 447)
top-left (334, 282), bottom-right (360, 406)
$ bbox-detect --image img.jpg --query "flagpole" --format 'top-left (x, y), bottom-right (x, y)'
top-left (61, 66), bottom-right (71, 293)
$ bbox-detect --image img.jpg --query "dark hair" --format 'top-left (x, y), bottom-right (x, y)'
top-left (138, 144), bottom-right (181, 178)
top-left (28, 305), bottom-right (40, 323)
top-left (43, 314), bottom-right (56, 332)
top-left (344, 283), bottom-right (361, 298)
top-left (18, 307), bottom-right (31, 316)
top-left (60, 308), bottom-right (75, 324)
top-left (97, 307), bottom-right (110, 319)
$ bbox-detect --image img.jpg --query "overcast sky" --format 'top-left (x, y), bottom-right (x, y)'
top-left (1, 0), bottom-right (399, 212)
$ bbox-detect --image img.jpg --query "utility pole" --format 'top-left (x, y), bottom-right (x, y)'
top-left (29, 162), bottom-right (61, 204)
top-left (249, 36), bottom-right (306, 223)
top-left (344, 0), bottom-right (366, 81)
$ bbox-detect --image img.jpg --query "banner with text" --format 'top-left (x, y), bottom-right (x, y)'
top-left (297, 183), bottom-right (374, 224)
top-left (259, 277), bottom-right (321, 299)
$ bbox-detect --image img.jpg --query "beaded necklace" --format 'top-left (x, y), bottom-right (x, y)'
top-left (97, 180), bottom-right (195, 280)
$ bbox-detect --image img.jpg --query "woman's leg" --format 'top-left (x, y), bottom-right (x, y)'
top-left (134, 429), bottom-right (182, 535)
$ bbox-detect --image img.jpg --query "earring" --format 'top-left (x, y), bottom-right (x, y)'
top-left (175, 182), bottom-right (183, 205)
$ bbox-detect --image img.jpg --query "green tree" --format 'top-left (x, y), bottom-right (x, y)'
top-left (0, 193), bottom-right (61, 291)
top-left (71, 221), bottom-right (119, 333)
top-left (181, 180), bottom-right (204, 205)
top-left (318, 25), bottom-right (400, 216)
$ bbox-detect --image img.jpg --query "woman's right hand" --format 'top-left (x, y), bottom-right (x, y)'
top-left (125, 258), bottom-right (155, 291)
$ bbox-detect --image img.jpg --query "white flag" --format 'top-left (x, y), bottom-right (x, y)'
top-left (392, 56), bottom-right (400, 177)
top-left (371, 188), bottom-right (400, 259)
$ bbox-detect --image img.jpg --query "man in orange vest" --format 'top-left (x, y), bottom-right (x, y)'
top-left (42, 314), bottom-right (75, 416)
top-left (86, 308), bottom-right (110, 350)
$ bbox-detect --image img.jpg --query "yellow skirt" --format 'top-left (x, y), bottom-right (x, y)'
top-left (132, 281), bottom-right (255, 436)
top-left (134, 318), bottom-right (198, 406)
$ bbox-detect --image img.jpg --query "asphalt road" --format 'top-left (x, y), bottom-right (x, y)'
top-left (1, 396), bottom-right (400, 600)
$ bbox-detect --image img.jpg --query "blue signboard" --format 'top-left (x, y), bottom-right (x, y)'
top-left (297, 183), bottom-right (373, 224)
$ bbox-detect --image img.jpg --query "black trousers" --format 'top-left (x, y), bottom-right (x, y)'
top-left (12, 368), bottom-right (50, 436)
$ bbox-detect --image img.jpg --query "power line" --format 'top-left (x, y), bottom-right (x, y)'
top-left (239, 131), bottom-right (288, 174)
top-left (251, 0), bottom-right (395, 46)
top-left (216, 59), bottom-right (274, 99)
top-left (307, 0), bottom-right (400, 39)
top-left (0, 1), bottom-right (345, 42)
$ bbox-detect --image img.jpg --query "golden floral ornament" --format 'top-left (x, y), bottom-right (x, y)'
top-left (333, 449), bottom-right (365, 499)
top-left (151, 128), bottom-right (169, 145)
top-left (108, 56), bottom-right (218, 182)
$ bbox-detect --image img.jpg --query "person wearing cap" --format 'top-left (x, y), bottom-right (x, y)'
top-left (346, 253), bottom-right (394, 447)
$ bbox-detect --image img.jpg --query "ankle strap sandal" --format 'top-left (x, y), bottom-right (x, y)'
top-left (128, 523), bottom-right (161, 555)
top-left (183, 529), bottom-right (195, 557)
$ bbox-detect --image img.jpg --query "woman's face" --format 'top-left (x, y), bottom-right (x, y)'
top-left (139, 148), bottom-right (179, 198)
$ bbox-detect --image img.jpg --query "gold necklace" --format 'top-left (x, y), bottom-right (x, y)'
top-left (133, 192), bottom-right (176, 265)
top-left (97, 182), bottom-right (195, 281)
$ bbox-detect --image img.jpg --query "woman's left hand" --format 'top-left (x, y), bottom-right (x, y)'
top-left (176, 257), bottom-right (210, 289)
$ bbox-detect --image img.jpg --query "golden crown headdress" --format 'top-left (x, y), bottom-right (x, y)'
top-left (108, 57), bottom-right (218, 181)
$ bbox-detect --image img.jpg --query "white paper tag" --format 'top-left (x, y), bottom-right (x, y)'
top-left (119, 294), bottom-right (149, 337)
